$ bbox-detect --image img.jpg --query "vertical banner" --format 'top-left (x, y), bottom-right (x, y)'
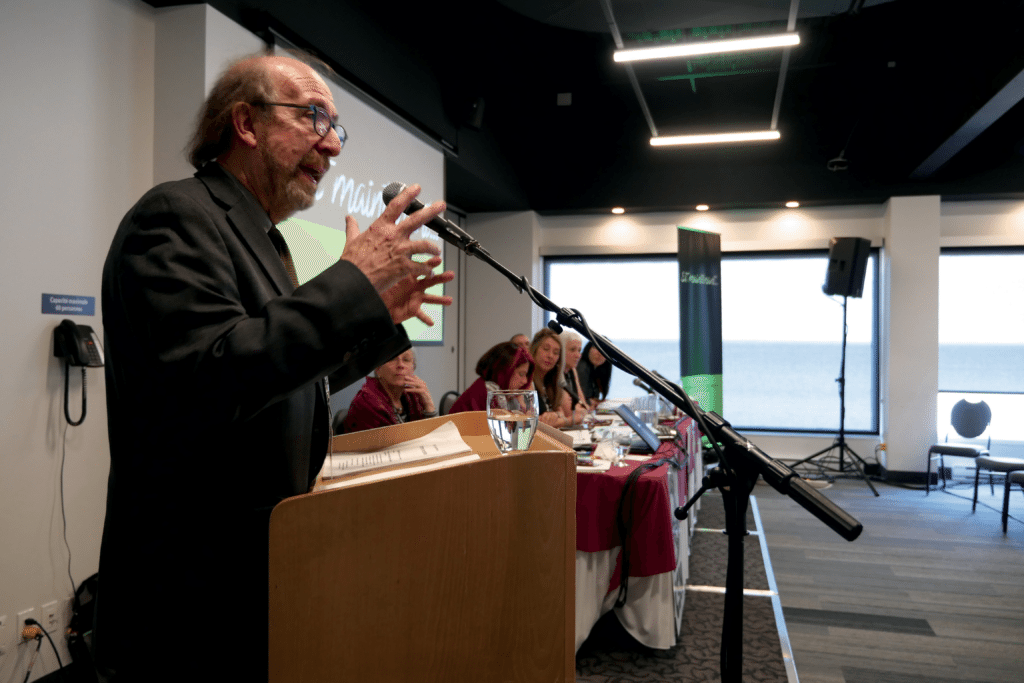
top-left (677, 227), bottom-right (723, 415)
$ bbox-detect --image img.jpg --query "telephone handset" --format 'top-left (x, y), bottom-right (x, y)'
top-left (53, 319), bottom-right (103, 426)
top-left (54, 319), bottom-right (104, 367)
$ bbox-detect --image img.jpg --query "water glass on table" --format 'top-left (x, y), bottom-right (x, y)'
top-left (486, 389), bottom-right (540, 454)
top-left (636, 409), bottom-right (657, 428)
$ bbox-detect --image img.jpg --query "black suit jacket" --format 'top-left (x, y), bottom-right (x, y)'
top-left (94, 164), bottom-right (409, 680)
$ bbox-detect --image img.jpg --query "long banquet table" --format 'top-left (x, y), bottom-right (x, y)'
top-left (574, 416), bottom-right (702, 652)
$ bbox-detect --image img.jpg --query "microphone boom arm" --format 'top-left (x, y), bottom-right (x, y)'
top-left (381, 184), bottom-right (863, 542)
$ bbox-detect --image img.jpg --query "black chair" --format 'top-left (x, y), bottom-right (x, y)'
top-left (926, 399), bottom-right (991, 494)
top-left (439, 391), bottom-right (460, 416)
top-left (973, 455), bottom-right (1024, 522)
top-left (997, 470), bottom-right (1024, 534)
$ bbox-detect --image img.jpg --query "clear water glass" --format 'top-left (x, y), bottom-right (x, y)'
top-left (486, 389), bottom-right (539, 454)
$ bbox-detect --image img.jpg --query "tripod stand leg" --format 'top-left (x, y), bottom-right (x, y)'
top-left (840, 443), bottom-right (879, 496)
top-left (789, 441), bottom-right (839, 468)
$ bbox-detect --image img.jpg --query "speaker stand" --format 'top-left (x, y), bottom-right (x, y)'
top-left (790, 295), bottom-right (879, 496)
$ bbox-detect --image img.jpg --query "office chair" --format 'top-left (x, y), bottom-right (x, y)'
top-left (926, 399), bottom-right (991, 494)
top-left (439, 391), bottom-right (459, 416)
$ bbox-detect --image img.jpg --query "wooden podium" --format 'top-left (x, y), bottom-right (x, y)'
top-left (268, 413), bottom-right (576, 682)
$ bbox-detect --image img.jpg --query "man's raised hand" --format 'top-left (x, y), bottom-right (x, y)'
top-left (341, 184), bottom-right (445, 294)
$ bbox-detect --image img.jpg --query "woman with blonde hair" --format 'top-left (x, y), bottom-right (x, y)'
top-left (559, 330), bottom-right (590, 421)
top-left (530, 328), bottom-right (579, 427)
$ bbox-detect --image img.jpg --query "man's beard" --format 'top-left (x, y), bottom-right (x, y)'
top-left (262, 147), bottom-right (318, 219)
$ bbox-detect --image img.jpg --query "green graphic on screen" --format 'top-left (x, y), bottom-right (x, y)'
top-left (277, 216), bottom-right (445, 344)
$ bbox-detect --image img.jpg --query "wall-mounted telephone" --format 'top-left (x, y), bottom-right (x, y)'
top-left (54, 319), bottom-right (104, 367)
top-left (53, 319), bottom-right (103, 426)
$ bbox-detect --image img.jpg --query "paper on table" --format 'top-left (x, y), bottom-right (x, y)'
top-left (576, 460), bottom-right (613, 472)
top-left (596, 399), bottom-right (629, 411)
top-left (322, 420), bottom-right (474, 479)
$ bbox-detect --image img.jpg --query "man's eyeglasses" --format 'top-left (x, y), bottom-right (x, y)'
top-left (253, 102), bottom-right (347, 146)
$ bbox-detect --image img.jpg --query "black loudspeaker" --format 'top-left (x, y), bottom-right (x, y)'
top-left (822, 237), bottom-right (871, 298)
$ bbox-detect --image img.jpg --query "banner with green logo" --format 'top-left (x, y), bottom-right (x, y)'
top-left (677, 227), bottom-right (723, 415)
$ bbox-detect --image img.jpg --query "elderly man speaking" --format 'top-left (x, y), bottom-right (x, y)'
top-left (94, 52), bottom-right (453, 683)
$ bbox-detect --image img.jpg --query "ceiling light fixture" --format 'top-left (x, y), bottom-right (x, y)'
top-left (651, 130), bottom-right (781, 146)
top-left (614, 33), bottom-right (800, 63)
top-left (611, 207), bottom-right (625, 214)
top-left (696, 204), bottom-right (710, 211)
top-left (785, 201), bottom-right (800, 208)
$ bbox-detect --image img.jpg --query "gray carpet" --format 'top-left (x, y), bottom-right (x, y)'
top-left (576, 492), bottom-right (790, 682)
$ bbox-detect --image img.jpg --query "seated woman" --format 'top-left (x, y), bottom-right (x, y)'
top-left (449, 342), bottom-right (534, 414)
top-left (342, 348), bottom-right (437, 433)
top-left (576, 341), bottom-right (612, 409)
top-left (559, 330), bottom-right (589, 419)
top-left (530, 328), bottom-right (580, 428)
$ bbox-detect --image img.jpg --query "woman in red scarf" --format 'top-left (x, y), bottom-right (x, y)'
top-left (449, 342), bottom-right (534, 414)
top-left (342, 348), bottom-right (437, 433)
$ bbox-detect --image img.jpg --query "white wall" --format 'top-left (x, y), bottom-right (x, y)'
top-left (0, 0), bottom-right (156, 677)
top-left (460, 212), bottom-right (544, 387)
top-left (0, 2), bottom-right (460, 678)
top-left (466, 199), bottom-right (1024, 472)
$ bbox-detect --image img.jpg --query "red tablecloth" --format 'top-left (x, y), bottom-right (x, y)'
top-left (576, 448), bottom-right (678, 589)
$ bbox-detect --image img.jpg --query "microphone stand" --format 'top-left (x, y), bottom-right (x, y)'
top-left (395, 202), bottom-right (864, 683)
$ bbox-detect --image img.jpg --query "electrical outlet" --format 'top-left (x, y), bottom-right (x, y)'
top-left (17, 607), bottom-right (37, 641)
top-left (41, 600), bottom-right (62, 633)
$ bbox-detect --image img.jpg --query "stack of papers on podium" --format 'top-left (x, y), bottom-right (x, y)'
top-left (562, 428), bottom-right (593, 448)
top-left (319, 421), bottom-right (479, 490)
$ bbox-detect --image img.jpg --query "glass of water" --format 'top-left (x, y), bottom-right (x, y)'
top-left (486, 389), bottom-right (540, 454)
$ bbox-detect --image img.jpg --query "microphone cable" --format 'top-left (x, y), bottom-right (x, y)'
top-left (23, 619), bottom-right (66, 682)
top-left (614, 455), bottom-right (683, 608)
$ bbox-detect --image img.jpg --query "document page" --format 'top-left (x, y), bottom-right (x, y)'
top-left (322, 420), bottom-right (475, 479)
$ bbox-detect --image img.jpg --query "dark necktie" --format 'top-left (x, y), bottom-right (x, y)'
top-left (268, 226), bottom-right (299, 289)
top-left (268, 226), bottom-right (334, 459)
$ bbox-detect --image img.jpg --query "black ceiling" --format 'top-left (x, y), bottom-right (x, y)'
top-left (150, 0), bottom-right (1024, 215)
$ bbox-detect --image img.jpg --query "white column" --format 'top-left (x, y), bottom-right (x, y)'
top-left (882, 196), bottom-right (940, 474)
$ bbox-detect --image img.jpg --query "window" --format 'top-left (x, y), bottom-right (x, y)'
top-left (938, 248), bottom-right (1024, 441)
top-left (545, 256), bottom-right (680, 400)
top-left (545, 249), bottom-right (880, 433)
top-left (720, 251), bottom-right (878, 433)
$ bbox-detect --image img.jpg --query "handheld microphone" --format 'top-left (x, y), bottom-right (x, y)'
top-left (382, 182), bottom-right (489, 256)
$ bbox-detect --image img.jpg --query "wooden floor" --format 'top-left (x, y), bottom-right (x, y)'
top-left (754, 475), bottom-right (1024, 683)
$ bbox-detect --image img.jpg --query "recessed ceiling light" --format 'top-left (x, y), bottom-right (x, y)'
top-left (611, 207), bottom-right (625, 214)
top-left (614, 33), bottom-right (800, 63)
top-left (651, 130), bottom-right (781, 146)
top-left (785, 201), bottom-right (800, 208)
top-left (696, 204), bottom-right (710, 211)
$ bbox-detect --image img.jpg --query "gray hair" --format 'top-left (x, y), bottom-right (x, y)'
top-left (185, 48), bottom-right (335, 169)
top-left (559, 330), bottom-right (582, 351)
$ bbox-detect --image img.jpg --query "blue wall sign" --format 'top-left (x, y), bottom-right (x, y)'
top-left (42, 293), bottom-right (95, 316)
